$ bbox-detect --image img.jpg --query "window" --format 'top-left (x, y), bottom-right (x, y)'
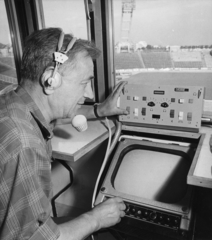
top-left (42, 0), bottom-right (88, 40)
top-left (41, 0), bottom-right (106, 102)
top-left (112, 0), bottom-right (212, 83)
top-left (0, 0), bottom-right (18, 89)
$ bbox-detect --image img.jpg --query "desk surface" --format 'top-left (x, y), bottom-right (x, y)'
top-left (186, 126), bottom-right (212, 189)
top-left (194, 127), bottom-right (212, 179)
top-left (51, 119), bottom-right (115, 162)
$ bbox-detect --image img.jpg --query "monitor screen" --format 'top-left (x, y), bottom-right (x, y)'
top-left (114, 149), bottom-right (190, 204)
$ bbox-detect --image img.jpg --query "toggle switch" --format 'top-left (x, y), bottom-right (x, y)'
top-left (187, 112), bottom-right (192, 121)
top-left (179, 99), bottom-right (185, 104)
top-left (134, 108), bottom-right (139, 116)
top-left (170, 109), bottom-right (175, 118)
top-left (141, 108), bottom-right (146, 116)
top-left (133, 96), bottom-right (139, 101)
top-left (178, 111), bottom-right (184, 120)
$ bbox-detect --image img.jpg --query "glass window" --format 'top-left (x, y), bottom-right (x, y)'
top-left (113, 0), bottom-right (212, 82)
top-left (42, 0), bottom-right (88, 39)
top-left (42, 0), bottom-right (101, 102)
top-left (0, 0), bottom-right (17, 90)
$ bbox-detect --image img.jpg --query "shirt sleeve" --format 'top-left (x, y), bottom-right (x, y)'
top-left (0, 146), bottom-right (60, 240)
top-left (29, 217), bottom-right (60, 240)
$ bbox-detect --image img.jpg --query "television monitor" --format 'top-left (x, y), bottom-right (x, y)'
top-left (95, 137), bottom-right (198, 233)
top-left (114, 148), bottom-right (190, 204)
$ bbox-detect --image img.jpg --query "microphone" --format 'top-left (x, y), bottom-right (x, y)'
top-left (71, 115), bottom-right (88, 132)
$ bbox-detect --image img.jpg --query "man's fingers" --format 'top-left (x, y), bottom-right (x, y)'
top-left (113, 81), bottom-right (124, 92)
top-left (120, 211), bottom-right (126, 218)
top-left (116, 107), bottom-right (129, 115)
top-left (119, 203), bottom-right (126, 211)
top-left (111, 197), bottom-right (126, 210)
top-left (113, 81), bottom-right (127, 97)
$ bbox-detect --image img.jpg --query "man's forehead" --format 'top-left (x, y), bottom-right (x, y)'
top-left (75, 50), bottom-right (92, 61)
top-left (74, 51), bottom-right (93, 67)
top-left (62, 51), bottom-right (93, 74)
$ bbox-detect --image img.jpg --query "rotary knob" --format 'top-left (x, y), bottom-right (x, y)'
top-left (144, 211), bottom-right (149, 218)
top-left (136, 210), bottom-right (142, 218)
top-left (150, 212), bottom-right (157, 220)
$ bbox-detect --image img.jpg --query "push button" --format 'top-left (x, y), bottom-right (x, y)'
top-left (178, 111), bottom-right (184, 120)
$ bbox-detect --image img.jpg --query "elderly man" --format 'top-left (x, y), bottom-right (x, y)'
top-left (0, 28), bottom-right (127, 240)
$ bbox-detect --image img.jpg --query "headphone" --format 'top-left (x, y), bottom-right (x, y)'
top-left (41, 30), bottom-right (77, 95)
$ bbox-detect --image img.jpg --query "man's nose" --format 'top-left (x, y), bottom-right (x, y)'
top-left (84, 82), bottom-right (94, 99)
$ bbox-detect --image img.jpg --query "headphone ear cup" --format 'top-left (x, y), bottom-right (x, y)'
top-left (41, 67), bottom-right (62, 94)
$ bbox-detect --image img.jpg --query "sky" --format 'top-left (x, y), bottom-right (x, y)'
top-left (0, 0), bottom-right (212, 46)
top-left (113, 0), bottom-right (212, 46)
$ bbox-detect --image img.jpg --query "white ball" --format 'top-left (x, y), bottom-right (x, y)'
top-left (71, 115), bottom-right (88, 132)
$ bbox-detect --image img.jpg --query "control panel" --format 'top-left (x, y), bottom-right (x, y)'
top-left (125, 202), bottom-right (181, 230)
top-left (118, 84), bottom-right (204, 131)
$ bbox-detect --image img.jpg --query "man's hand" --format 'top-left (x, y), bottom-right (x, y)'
top-left (97, 81), bottom-right (129, 117)
top-left (89, 197), bottom-right (126, 231)
top-left (57, 197), bottom-right (126, 240)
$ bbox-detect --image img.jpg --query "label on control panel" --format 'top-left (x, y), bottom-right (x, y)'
top-left (119, 84), bottom-right (204, 131)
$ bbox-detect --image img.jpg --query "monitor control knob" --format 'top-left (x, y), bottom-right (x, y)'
top-left (144, 211), bottom-right (149, 217)
top-left (136, 210), bottom-right (142, 218)
top-left (125, 205), bottom-right (130, 214)
top-left (150, 212), bottom-right (157, 220)
top-left (131, 207), bottom-right (136, 215)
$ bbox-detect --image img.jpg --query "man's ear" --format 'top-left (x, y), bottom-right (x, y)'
top-left (41, 66), bottom-right (62, 95)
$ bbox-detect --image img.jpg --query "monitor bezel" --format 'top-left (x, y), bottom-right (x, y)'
top-left (98, 138), bottom-right (194, 214)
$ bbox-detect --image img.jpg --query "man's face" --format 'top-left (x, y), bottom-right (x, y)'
top-left (56, 51), bottom-right (94, 120)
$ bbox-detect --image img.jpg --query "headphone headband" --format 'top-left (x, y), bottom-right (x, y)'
top-left (42, 30), bottom-right (77, 94)
top-left (53, 32), bottom-right (77, 64)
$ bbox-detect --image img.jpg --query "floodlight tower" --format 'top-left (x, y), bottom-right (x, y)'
top-left (120, 0), bottom-right (136, 42)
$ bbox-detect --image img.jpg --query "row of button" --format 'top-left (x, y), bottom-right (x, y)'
top-left (128, 107), bottom-right (193, 121)
top-left (126, 96), bottom-right (194, 104)
top-left (125, 204), bottom-right (181, 229)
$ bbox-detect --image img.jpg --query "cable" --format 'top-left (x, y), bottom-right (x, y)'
top-left (91, 118), bottom-right (122, 240)
top-left (91, 117), bottom-right (112, 208)
top-left (107, 120), bottom-right (122, 156)
top-left (91, 119), bottom-right (122, 208)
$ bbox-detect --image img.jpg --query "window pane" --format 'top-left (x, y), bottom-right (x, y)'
top-left (42, 0), bottom-right (88, 39)
top-left (42, 0), bottom-right (97, 102)
top-left (0, 0), bottom-right (17, 90)
top-left (113, 0), bottom-right (212, 82)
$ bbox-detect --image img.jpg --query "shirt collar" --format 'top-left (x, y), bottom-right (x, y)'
top-left (15, 86), bottom-right (53, 140)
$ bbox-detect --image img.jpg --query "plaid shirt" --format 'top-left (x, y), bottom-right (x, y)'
top-left (0, 86), bottom-right (60, 240)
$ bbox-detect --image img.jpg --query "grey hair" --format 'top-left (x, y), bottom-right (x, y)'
top-left (20, 27), bottom-right (101, 85)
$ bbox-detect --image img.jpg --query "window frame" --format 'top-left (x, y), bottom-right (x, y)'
top-left (4, 0), bottom-right (23, 82)
top-left (26, 0), bottom-right (109, 103)
top-left (101, 0), bottom-right (116, 97)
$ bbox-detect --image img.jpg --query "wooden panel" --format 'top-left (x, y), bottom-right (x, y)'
top-left (187, 127), bottom-right (212, 188)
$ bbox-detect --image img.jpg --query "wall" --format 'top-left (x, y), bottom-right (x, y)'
top-left (51, 140), bottom-right (108, 219)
